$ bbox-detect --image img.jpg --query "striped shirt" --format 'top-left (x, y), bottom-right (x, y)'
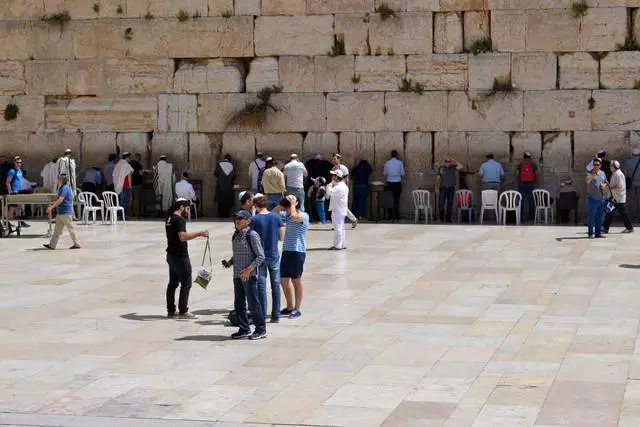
top-left (283, 212), bottom-right (309, 253)
top-left (232, 228), bottom-right (265, 278)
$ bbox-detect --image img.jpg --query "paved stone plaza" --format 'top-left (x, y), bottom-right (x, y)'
top-left (1, 220), bottom-right (640, 427)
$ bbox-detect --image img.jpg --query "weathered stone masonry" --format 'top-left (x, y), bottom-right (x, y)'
top-left (2, 1), bottom-right (640, 215)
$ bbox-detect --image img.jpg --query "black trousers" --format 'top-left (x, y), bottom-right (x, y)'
top-left (439, 186), bottom-right (455, 222)
top-left (604, 202), bottom-right (634, 232)
top-left (386, 182), bottom-right (402, 220)
top-left (166, 254), bottom-right (192, 314)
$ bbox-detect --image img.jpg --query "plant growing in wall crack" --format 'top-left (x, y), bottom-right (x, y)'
top-left (571, 1), bottom-right (589, 18)
top-left (469, 38), bottom-right (492, 56)
top-left (351, 74), bottom-right (361, 84)
top-left (124, 27), bottom-right (133, 40)
top-left (376, 3), bottom-right (396, 21)
top-left (227, 85), bottom-right (284, 128)
top-left (328, 37), bottom-right (346, 57)
top-left (398, 77), bottom-right (424, 94)
top-left (145, 12), bottom-right (154, 20)
top-left (42, 10), bottom-right (71, 30)
top-left (221, 10), bottom-right (233, 18)
top-left (617, 37), bottom-right (640, 51)
top-left (588, 97), bottom-right (595, 110)
top-left (177, 9), bottom-right (189, 22)
top-left (93, 3), bottom-right (100, 13)
top-left (3, 103), bottom-right (19, 121)
top-left (116, 4), bottom-right (123, 14)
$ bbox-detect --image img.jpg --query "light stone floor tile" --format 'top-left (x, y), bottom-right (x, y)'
top-left (2, 222), bottom-right (640, 426)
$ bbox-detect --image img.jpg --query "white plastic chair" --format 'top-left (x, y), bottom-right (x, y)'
top-left (78, 192), bottom-right (104, 224)
top-left (498, 190), bottom-right (522, 225)
top-left (480, 190), bottom-right (499, 225)
top-left (456, 189), bottom-right (473, 223)
top-left (33, 187), bottom-right (49, 217)
top-left (412, 190), bottom-right (433, 224)
top-left (533, 189), bottom-right (554, 224)
top-left (102, 191), bottom-right (126, 224)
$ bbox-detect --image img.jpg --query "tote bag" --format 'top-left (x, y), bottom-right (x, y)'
top-left (194, 238), bottom-right (213, 290)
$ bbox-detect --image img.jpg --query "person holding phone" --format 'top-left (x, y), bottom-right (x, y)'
top-left (586, 158), bottom-right (608, 239)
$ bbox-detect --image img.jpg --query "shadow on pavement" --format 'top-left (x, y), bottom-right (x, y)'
top-left (120, 312), bottom-right (168, 321)
top-left (175, 335), bottom-right (229, 342)
top-left (555, 236), bottom-right (591, 242)
top-left (619, 264), bottom-right (640, 269)
top-left (192, 309), bottom-right (229, 316)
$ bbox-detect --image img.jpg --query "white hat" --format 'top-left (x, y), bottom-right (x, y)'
top-left (290, 153), bottom-right (298, 159)
top-left (254, 193), bottom-right (265, 199)
top-left (633, 147), bottom-right (640, 155)
top-left (64, 148), bottom-right (72, 154)
top-left (330, 169), bottom-right (344, 178)
top-left (613, 160), bottom-right (621, 169)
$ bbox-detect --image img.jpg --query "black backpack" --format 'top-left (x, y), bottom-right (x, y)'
top-left (0, 161), bottom-right (16, 195)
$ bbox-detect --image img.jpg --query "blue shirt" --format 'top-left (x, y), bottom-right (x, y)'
top-left (283, 212), bottom-right (309, 253)
top-left (57, 184), bottom-right (74, 215)
top-left (6, 168), bottom-right (23, 193)
top-left (479, 159), bottom-right (504, 183)
top-left (251, 212), bottom-right (283, 261)
top-left (384, 158), bottom-right (405, 183)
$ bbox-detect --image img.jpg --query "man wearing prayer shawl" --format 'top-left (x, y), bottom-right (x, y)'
top-left (215, 154), bottom-right (236, 218)
top-left (40, 158), bottom-right (58, 192)
top-left (56, 149), bottom-right (77, 195)
top-left (113, 152), bottom-right (134, 217)
top-left (154, 155), bottom-right (175, 215)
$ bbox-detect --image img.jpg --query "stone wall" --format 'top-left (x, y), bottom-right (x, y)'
top-left (1, 1), bottom-right (640, 216)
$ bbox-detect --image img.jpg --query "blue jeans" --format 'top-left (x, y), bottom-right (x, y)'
top-left (517, 183), bottom-right (535, 221)
top-left (119, 188), bottom-right (131, 217)
top-left (257, 258), bottom-right (281, 319)
top-left (287, 186), bottom-right (305, 211)
top-left (267, 194), bottom-right (281, 210)
top-left (439, 186), bottom-right (455, 222)
top-left (352, 184), bottom-right (369, 219)
top-left (587, 196), bottom-right (605, 237)
top-left (233, 276), bottom-right (266, 333)
top-left (316, 201), bottom-right (326, 224)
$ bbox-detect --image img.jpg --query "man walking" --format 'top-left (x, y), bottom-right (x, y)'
top-left (479, 153), bottom-right (504, 192)
top-left (113, 152), bottom-right (134, 217)
top-left (251, 194), bottom-right (285, 322)
top-left (436, 156), bottom-right (462, 223)
top-left (586, 158), bottom-right (607, 239)
top-left (283, 154), bottom-right (308, 211)
top-left (222, 210), bottom-right (267, 340)
top-left (261, 157), bottom-right (286, 210)
top-left (604, 160), bottom-right (634, 234)
top-left (384, 150), bottom-right (405, 222)
top-left (331, 154), bottom-right (358, 228)
top-left (165, 198), bottom-right (208, 319)
top-left (517, 151), bottom-right (539, 222)
top-left (327, 169), bottom-right (349, 250)
top-left (249, 152), bottom-right (266, 193)
top-left (43, 175), bottom-right (80, 250)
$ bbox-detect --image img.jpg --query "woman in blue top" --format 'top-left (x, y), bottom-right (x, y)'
top-left (586, 158), bottom-right (608, 239)
top-left (273, 194), bottom-right (309, 318)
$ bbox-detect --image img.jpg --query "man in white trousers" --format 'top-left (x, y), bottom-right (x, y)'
top-left (331, 153), bottom-right (358, 228)
top-left (327, 169), bottom-right (349, 250)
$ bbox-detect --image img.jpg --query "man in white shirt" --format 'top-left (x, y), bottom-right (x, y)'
top-left (384, 150), bottom-right (405, 222)
top-left (604, 160), bottom-right (633, 234)
top-left (331, 153), bottom-right (358, 228)
top-left (175, 172), bottom-right (197, 203)
top-left (40, 158), bottom-right (58, 192)
top-left (248, 152), bottom-right (266, 193)
top-left (154, 155), bottom-right (175, 214)
top-left (283, 154), bottom-right (308, 212)
top-left (327, 169), bottom-right (349, 250)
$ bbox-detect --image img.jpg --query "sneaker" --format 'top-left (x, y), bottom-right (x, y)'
top-left (595, 235), bottom-right (606, 239)
top-left (623, 228), bottom-right (634, 233)
top-left (249, 330), bottom-right (267, 340)
top-left (280, 308), bottom-right (293, 316)
top-left (351, 220), bottom-right (358, 229)
top-left (271, 316), bottom-right (280, 323)
top-left (167, 312), bottom-right (176, 318)
top-left (289, 310), bottom-right (302, 318)
top-left (42, 244), bottom-right (54, 250)
top-left (19, 221), bottom-right (30, 228)
top-left (177, 312), bottom-right (198, 319)
top-left (231, 330), bottom-right (251, 339)
top-left (69, 245), bottom-right (81, 250)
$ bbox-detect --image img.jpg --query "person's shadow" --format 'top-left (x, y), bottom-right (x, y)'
top-left (120, 313), bottom-right (168, 321)
top-left (619, 264), bottom-right (640, 269)
top-left (174, 335), bottom-right (229, 342)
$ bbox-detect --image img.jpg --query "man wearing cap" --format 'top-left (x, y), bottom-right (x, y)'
top-left (331, 153), bottom-right (358, 228)
top-left (154, 155), bottom-right (175, 215)
top-left (517, 151), bottom-right (539, 222)
top-left (624, 147), bottom-right (640, 220)
top-left (604, 160), bottom-right (633, 234)
top-left (165, 198), bottom-right (209, 319)
top-left (56, 149), bottom-right (77, 196)
top-left (5, 156), bottom-right (30, 230)
top-left (43, 175), bottom-right (80, 250)
top-left (261, 157), bottom-right (286, 210)
top-left (222, 210), bottom-right (267, 339)
top-left (113, 152), bottom-right (134, 218)
top-left (283, 154), bottom-right (308, 212)
top-left (327, 169), bottom-right (349, 249)
top-left (436, 155), bottom-right (463, 223)
top-left (479, 153), bottom-right (504, 192)
top-left (249, 152), bottom-right (266, 193)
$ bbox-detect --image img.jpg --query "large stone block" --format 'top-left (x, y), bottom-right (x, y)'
top-left (208, 0), bottom-right (235, 16)
top-left (369, 13), bottom-right (433, 55)
top-left (327, 93), bottom-right (384, 131)
top-left (574, 131), bottom-right (628, 171)
top-left (115, 133), bottom-right (149, 160)
top-left (45, 97), bottom-right (157, 132)
top-left (158, 95), bottom-right (198, 132)
top-left (375, 0), bottom-right (407, 12)
top-left (434, 12), bottom-right (464, 53)
top-left (467, 132), bottom-right (510, 171)
top-left (221, 133), bottom-right (256, 187)
top-left (558, 52), bottom-right (599, 89)
top-left (405, 132), bottom-right (432, 172)
top-left (315, 56), bottom-right (355, 92)
top-left (0, 0), bottom-right (44, 20)
top-left (468, 53), bottom-right (510, 91)
top-left (189, 133), bottom-right (219, 173)
top-left (464, 11), bottom-right (490, 52)
top-left (0, 132), bottom-right (29, 159)
top-left (27, 131), bottom-right (82, 174)
top-left (262, 0), bottom-right (306, 15)
top-left (525, 9), bottom-right (579, 51)
top-left (339, 132), bottom-right (375, 167)
top-left (0, 95), bottom-right (44, 132)
top-left (235, 0), bottom-right (261, 14)
top-left (335, 14), bottom-right (369, 55)
top-left (434, 132), bottom-right (468, 167)
top-left (448, 91), bottom-right (523, 131)
top-left (302, 133), bottom-right (339, 160)
top-left (198, 93), bottom-right (326, 132)
top-left (151, 133), bottom-right (189, 179)
top-left (30, 22), bottom-right (75, 59)
top-left (440, 0), bottom-right (488, 10)
top-left (255, 16), bottom-right (334, 56)
top-left (384, 92), bottom-right (447, 131)
top-left (592, 90), bottom-right (640, 130)
top-left (579, 7), bottom-right (627, 51)
top-left (68, 60), bottom-right (104, 96)
top-left (523, 90), bottom-right (591, 131)
top-left (355, 56), bottom-right (405, 91)
top-left (406, 0), bottom-right (439, 11)
top-left (374, 132), bottom-right (404, 175)
top-left (104, 59), bottom-right (173, 94)
top-left (0, 23), bottom-right (31, 60)
top-left (511, 132), bottom-right (542, 164)
top-left (600, 52), bottom-right (640, 89)
top-left (246, 58), bottom-right (280, 92)
top-left (0, 61), bottom-right (25, 95)
top-left (406, 54), bottom-right (468, 90)
top-left (307, 0), bottom-right (374, 13)
top-left (542, 132), bottom-right (572, 172)
top-left (491, 10), bottom-right (526, 52)
top-left (174, 59), bottom-right (244, 93)
top-left (256, 133), bottom-right (304, 161)
top-left (512, 53), bottom-right (556, 90)
top-left (27, 60), bottom-right (105, 96)
top-left (127, 0), bottom-right (208, 18)
top-left (82, 132), bottom-right (117, 171)
top-left (279, 56), bottom-right (314, 92)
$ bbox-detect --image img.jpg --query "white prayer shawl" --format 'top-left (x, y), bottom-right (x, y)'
top-left (219, 161), bottom-right (234, 176)
top-left (56, 157), bottom-right (76, 193)
top-left (40, 162), bottom-right (57, 192)
top-left (155, 160), bottom-right (174, 211)
top-left (113, 159), bottom-right (134, 194)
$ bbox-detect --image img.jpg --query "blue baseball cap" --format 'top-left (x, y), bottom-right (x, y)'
top-left (234, 210), bottom-right (253, 221)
